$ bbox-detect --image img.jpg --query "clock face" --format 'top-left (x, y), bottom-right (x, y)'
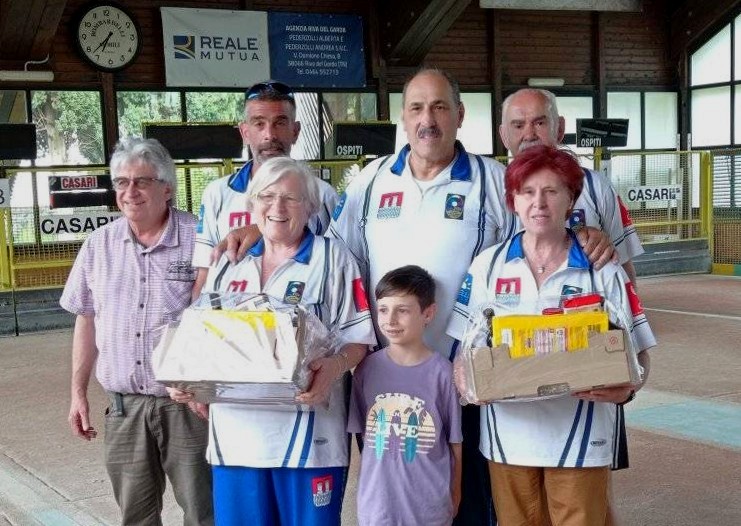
top-left (76, 4), bottom-right (141, 72)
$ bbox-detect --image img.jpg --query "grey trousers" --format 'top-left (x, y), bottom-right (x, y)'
top-left (104, 393), bottom-right (213, 526)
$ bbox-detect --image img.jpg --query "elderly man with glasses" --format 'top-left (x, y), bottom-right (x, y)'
top-left (191, 80), bottom-right (339, 297)
top-left (60, 138), bottom-right (213, 526)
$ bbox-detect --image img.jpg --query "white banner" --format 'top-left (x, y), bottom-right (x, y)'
top-left (161, 8), bottom-right (270, 87)
top-left (625, 185), bottom-right (682, 203)
top-left (40, 212), bottom-right (121, 235)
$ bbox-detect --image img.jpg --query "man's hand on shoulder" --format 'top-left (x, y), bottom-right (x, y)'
top-left (575, 227), bottom-right (617, 269)
top-left (210, 224), bottom-right (261, 265)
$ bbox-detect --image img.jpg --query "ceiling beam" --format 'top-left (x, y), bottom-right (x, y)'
top-left (379, 0), bottom-right (473, 66)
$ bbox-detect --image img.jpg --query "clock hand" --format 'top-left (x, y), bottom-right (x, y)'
top-left (92, 31), bottom-right (114, 53)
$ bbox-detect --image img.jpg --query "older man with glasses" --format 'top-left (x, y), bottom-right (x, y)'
top-left (60, 137), bottom-right (213, 526)
top-left (191, 80), bottom-right (339, 297)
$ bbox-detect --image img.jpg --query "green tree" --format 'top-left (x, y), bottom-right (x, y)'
top-left (117, 91), bottom-right (182, 138)
top-left (32, 91), bottom-right (104, 164)
top-left (186, 92), bottom-right (243, 123)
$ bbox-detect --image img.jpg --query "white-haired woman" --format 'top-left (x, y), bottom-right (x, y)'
top-left (174, 156), bottom-right (375, 526)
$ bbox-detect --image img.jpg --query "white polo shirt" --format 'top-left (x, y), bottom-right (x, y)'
top-left (568, 168), bottom-right (643, 264)
top-left (446, 231), bottom-right (655, 468)
top-left (328, 141), bottom-right (516, 359)
top-left (193, 160), bottom-right (339, 268)
top-left (203, 232), bottom-right (376, 468)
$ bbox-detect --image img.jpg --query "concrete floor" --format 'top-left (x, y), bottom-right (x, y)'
top-left (1, 274), bottom-right (740, 525)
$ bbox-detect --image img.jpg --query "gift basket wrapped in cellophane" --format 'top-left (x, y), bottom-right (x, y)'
top-left (455, 293), bottom-right (643, 404)
top-left (153, 292), bottom-right (344, 407)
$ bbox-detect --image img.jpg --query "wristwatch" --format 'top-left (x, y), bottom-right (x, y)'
top-left (617, 390), bottom-right (636, 406)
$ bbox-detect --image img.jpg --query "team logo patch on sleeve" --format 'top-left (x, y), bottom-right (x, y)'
top-left (618, 197), bottom-right (634, 226)
top-left (311, 475), bottom-right (333, 507)
top-left (227, 280), bottom-right (248, 293)
top-left (332, 192), bottom-right (347, 221)
top-left (283, 281), bottom-right (305, 305)
top-left (196, 204), bottom-right (205, 234)
top-left (377, 192), bottom-right (403, 219)
top-left (228, 211), bottom-right (251, 229)
top-left (352, 278), bottom-right (370, 312)
top-left (444, 193), bottom-right (465, 220)
top-left (456, 273), bottom-right (473, 305)
top-left (569, 209), bottom-right (586, 230)
top-left (495, 277), bottom-right (521, 305)
top-left (625, 281), bottom-right (644, 316)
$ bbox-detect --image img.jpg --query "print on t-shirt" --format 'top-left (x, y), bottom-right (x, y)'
top-left (364, 393), bottom-right (435, 463)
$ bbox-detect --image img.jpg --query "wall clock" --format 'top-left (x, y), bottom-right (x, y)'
top-left (75, 3), bottom-right (141, 72)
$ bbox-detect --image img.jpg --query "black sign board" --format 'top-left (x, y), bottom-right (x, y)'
top-left (0, 124), bottom-right (37, 160)
top-left (48, 174), bottom-right (116, 209)
top-left (48, 174), bottom-right (112, 192)
top-left (144, 124), bottom-right (243, 159)
top-left (576, 119), bottom-right (628, 148)
top-left (334, 123), bottom-right (396, 157)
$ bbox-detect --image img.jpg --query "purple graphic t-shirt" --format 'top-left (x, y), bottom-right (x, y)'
top-left (348, 349), bottom-right (463, 526)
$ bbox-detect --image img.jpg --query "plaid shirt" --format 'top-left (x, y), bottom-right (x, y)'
top-left (60, 208), bottom-right (197, 397)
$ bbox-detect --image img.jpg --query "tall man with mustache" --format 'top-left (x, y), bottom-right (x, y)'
top-left (329, 68), bottom-right (516, 526)
top-left (192, 81), bottom-right (338, 296)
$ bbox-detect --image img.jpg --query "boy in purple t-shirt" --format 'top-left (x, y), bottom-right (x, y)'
top-left (348, 265), bottom-right (463, 526)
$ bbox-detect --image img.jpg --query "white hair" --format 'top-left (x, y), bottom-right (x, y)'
top-left (110, 137), bottom-right (177, 194)
top-left (246, 156), bottom-right (320, 217)
top-left (501, 88), bottom-right (561, 142)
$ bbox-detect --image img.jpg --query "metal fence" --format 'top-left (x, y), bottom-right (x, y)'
top-left (603, 150), bottom-right (711, 245)
top-left (0, 158), bottom-right (362, 292)
top-left (706, 150), bottom-right (741, 270)
top-left (2, 149), bottom-right (739, 292)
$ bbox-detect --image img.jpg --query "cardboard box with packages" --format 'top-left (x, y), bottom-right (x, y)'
top-left (457, 305), bottom-right (642, 403)
top-left (467, 329), bottom-right (635, 401)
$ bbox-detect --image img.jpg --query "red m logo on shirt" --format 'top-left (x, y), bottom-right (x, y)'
top-left (229, 211), bottom-right (251, 229)
top-left (227, 280), bottom-right (248, 292)
top-left (379, 192), bottom-right (403, 208)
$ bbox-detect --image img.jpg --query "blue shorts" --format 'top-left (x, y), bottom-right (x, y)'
top-left (212, 465), bottom-right (347, 526)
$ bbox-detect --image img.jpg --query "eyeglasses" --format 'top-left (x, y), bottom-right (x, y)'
top-left (245, 81), bottom-right (294, 101)
top-left (111, 177), bottom-right (165, 191)
top-left (255, 192), bottom-right (305, 207)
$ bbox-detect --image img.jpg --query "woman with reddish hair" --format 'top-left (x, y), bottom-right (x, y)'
top-left (447, 145), bottom-right (655, 526)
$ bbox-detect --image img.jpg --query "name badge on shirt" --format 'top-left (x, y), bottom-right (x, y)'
top-left (444, 193), bottom-right (465, 220)
top-left (283, 281), bottom-right (305, 305)
top-left (569, 209), bottom-right (586, 229)
top-left (166, 261), bottom-right (196, 282)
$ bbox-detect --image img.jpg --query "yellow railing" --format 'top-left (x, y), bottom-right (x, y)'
top-left (0, 157), bottom-right (364, 292)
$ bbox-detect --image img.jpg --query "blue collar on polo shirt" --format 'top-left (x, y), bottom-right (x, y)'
top-left (247, 229), bottom-right (315, 265)
top-left (227, 160), bottom-right (255, 193)
top-left (389, 140), bottom-right (471, 181)
top-left (506, 230), bottom-right (590, 270)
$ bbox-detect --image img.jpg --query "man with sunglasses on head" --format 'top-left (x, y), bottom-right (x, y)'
top-left (61, 138), bottom-right (213, 526)
top-left (192, 80), bottom-right (339, 296)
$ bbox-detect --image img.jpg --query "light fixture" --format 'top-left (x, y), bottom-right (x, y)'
top-left (527, 77), bottom-right (565, 88)
top-left (0, 70), bottom-right (54, 82)
top-left (0, 55), bottom-right (54, 83)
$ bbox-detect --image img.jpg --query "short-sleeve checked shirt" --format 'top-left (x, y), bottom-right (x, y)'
top-left (60, 207), bottom-right (197, 397)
